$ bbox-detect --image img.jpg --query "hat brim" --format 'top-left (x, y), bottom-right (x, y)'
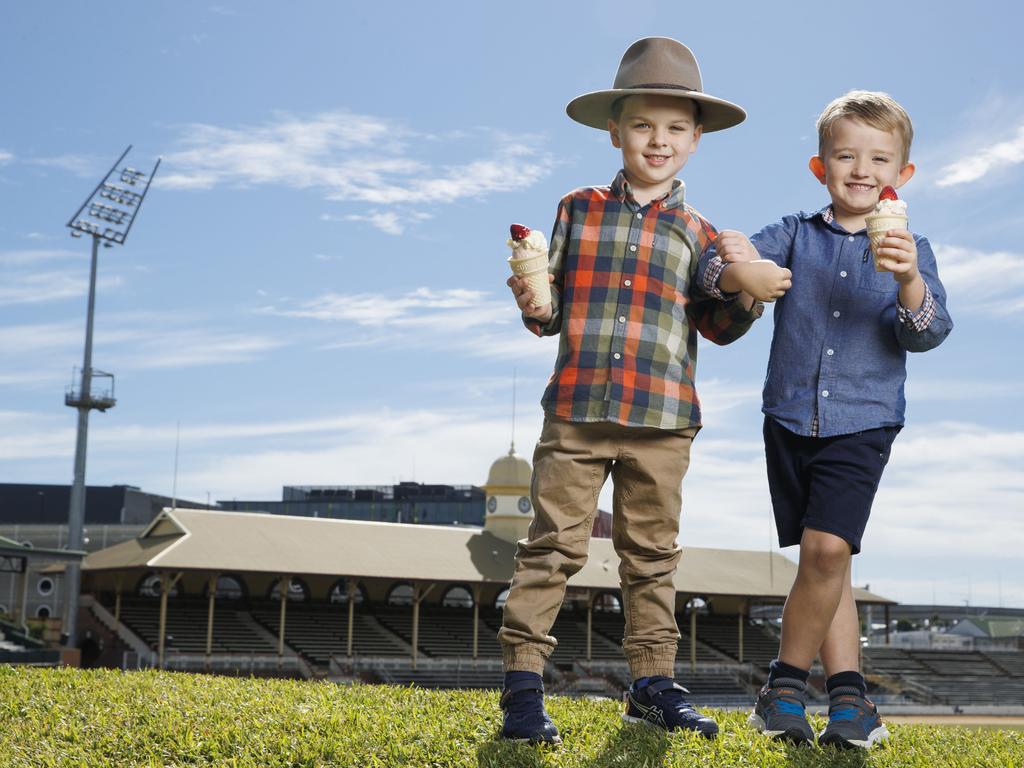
top-left (566, 88), bottom-right (746, 133)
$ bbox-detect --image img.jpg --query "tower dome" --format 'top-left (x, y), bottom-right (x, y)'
top-left (485, 447), bottom-right (532, 489)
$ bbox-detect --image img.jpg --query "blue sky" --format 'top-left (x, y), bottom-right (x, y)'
top-left (2, 1), bottom-right (1022, 608)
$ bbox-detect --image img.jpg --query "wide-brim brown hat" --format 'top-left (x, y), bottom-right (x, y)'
top-left (566, 37), bottom-right (746, 133)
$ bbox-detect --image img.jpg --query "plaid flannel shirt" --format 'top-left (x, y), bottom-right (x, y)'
top-left (526, 170), bottom-right (763, 430)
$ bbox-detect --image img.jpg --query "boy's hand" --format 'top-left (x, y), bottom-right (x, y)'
top-left (725, 260), bottom-right (792, 302)
top-left (875, 230), bottom-right (920, 284)
top-left (715, 230), bottom-right (760, 263)
top-left (507, 274), bottom-right (554, 323)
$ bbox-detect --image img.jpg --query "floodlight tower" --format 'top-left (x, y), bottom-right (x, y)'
top-left (63, 146), bottom-right (160, 647)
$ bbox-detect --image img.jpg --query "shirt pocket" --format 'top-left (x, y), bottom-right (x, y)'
top-left (857, 250), bottom-right (898, 295)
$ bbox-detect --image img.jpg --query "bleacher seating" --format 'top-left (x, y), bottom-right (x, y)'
top-left (863, 646), bottom-right (1024, 705)
top-left (373, 605), bottom-right (502, 659)
top-left (249, 603), bottom-right (411, 664)
top-left (116, 598), bottom-right (278, 655)
top-left (693, 614), bottom-right (779, 668)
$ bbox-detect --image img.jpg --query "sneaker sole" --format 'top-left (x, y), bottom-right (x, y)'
top-left (623, 713), bottom-right (718, 739)
top-left (504, 735), bottom-right (562, 746)
top-left (819, 724), bottom-right (889, 749)
top-left (748, 713), bottom-right (813, 745)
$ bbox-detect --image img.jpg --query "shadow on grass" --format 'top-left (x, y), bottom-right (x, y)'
top-left (584, 722), bottom-right (669, 768)
top-left (475, 734), bottom-right (551, 768)
top-left (782, 742), bottom-right (871, 767)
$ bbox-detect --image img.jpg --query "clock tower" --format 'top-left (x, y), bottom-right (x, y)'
top-left (481, 444), bottom-right (533, 544)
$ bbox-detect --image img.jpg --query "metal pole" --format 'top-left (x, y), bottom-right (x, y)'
top-left (277, 575), bottom-right (290, 663)
top-left (65, 233), bottom-right (101, 648)
top-left (346, 579), bottom-right (355, 658)
top-left (206, 574), bottom-right (217, 669)
top-left (690, 606), bottom-right (697, 674)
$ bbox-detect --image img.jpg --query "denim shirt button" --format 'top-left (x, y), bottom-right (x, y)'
top-left (833, 310), bottom-right (841, 318)
top-left (822, 390), bottom-right (829, 397)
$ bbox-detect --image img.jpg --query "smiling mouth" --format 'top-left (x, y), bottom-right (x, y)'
top-left (846, 183), bottom-right (875, 192)
top-left (645, 154), bottom-right (671, 165)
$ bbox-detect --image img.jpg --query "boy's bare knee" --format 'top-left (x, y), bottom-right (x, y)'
top-left (799, 531), bottom-right (851, 579)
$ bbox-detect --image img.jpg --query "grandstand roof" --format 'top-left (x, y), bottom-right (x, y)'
top-left (0, 534), bottom-right (86, 562)
top-left (76, 508), bottom-right (893, 603)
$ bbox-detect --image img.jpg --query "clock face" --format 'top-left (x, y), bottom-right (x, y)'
top-left (518, 496), bottom-right (532, 514)
top-left (486, 496), bottom-right (497, 513)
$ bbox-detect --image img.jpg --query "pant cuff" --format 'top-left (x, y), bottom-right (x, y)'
top-left (626, 648), bottom-right (678, 680)
top-left (502, 647), bottom-right (549, 676)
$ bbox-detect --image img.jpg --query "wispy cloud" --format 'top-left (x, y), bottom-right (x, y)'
top-left (26, 153), bottom-right (99, 177)
top-left (0, 248), bottom-right (123, 306)
top-left (262, 287), bottom-right (499, 326)
top-left (157, 111), bottom-right (556, 233)
top-left (0, 150), bottom-right (12, 164)
top-left (934, 243), bottom-right (1024, 314)
top-left (935, 124), bottom-right (1024, 187)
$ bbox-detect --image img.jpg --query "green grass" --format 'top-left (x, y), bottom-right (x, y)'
top-left (1, 666), bottom-right (1022, 767)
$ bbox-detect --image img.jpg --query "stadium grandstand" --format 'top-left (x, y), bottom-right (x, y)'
top-left (5, 448), bottom-right (1024, 708)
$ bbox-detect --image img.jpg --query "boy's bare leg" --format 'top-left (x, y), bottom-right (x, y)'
top-left (778, 528), bottom-right (852, 670)
top-left (818, 559), bottom-right (860, 676)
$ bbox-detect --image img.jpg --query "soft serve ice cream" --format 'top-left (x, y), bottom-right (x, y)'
top-left (507, 223), bottom-right (551, 307)
top-left (864, 186), bottom-right (908, 272)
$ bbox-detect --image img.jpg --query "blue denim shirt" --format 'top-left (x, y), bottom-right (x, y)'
top-left (700, 207), bottom-right (953, 437)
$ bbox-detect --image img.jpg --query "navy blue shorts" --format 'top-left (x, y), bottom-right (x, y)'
top-left (763, 416), bottom-right (900, 555)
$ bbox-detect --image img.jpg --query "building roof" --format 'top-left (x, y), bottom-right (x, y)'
top-left (951, 617), bottom-right (1024, 639)
top-left (0, 534), bottom-right (86, 563)
top-left (75, 508), bottom-right (893, 604)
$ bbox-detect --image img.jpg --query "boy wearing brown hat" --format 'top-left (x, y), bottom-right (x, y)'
top-left (700, 90), bottom-right (952, 749)
top-left (498, 37), bottom-right (792, 744)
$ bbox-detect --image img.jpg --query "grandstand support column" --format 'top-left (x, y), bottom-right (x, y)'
top-left (410, 582), bottom-right (435, 671)
top-left (586, 590), bottom-right (593, 662)
top-left (690, 604), bottom-right (697, 674)
top-left (113, 576), bottom-right (122, 631)
top-left (15, 566), bottom-right (29, 633)
top-left (157, 572), bottom-right (183, 669)
top-left (277, 575), bottom-right (291, 665)
top-left (884, 604), bottom-right (891, 646)
top-left (206, 573), bottom-right (218, 670)
top-left (346, 579), bottom-right (356, 658)
top-left (738, 604), bottom-right (745, 664)
top-left (472, 585), bottom-right (481, 662)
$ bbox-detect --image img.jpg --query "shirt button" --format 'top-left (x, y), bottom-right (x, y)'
top-left (629, 245), bottom-right (637, 252)
top-left (848, 236), bottom-right (855, 242)
top-left (613, 353), bottom-right (621, 360)
top-left (827, 349), bottom-right (834, 356)
top-left (618, 316), bottom-right (626, 323)
top-left (840, 271), bottom-right (848, 278)
top-left (624, 279), bottom-right (632, 287)
top-left (636, 213), bottom-right (643, 219)
top-left (833, 310), bottom-right (841, 318)
top-left (822, 390), bottom-right (830, 397)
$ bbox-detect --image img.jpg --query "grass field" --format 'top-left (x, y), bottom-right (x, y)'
top-left (1, 666), bottom-right (1022, 767)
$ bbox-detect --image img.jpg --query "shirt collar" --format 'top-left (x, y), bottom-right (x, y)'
top-left (802, 204), bottom-right (856, 234)
top-left (612, 169), bottom-right (685, 210)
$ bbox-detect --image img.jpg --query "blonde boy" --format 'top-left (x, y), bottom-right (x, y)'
top-left (702, 91), bottom-right (953, 749)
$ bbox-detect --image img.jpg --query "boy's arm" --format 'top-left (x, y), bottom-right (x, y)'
top-left (688, 232), bottom-right (764, 346)
top-left (697, 217), bottom-right (796, 301)
top-left (516, 196), bottom-right (570, 337)
top-left (889, 234), bottom-right (953, 352)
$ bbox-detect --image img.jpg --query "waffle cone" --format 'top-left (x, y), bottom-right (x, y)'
top-left (865, 213), bottom-right (908, 272)
top-left (508, 251), bottom-right (551, 307)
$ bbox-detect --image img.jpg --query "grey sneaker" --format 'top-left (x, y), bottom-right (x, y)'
top-left (748, 676), bottom-right (814, 745)
top-left (818, 686), bottom-right (889, 749)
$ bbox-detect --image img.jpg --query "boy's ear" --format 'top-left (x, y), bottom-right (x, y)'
top-left (895, 163), bottom-right (916, 188)
top-left (608, 119), bottom-right (621, 149)
top-left (808, 156), bottom-right (827, 184)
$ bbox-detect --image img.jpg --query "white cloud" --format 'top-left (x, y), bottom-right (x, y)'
top-left (935, 124), bottom-right (1024, 187)
top-left (933, 243), bottom-right (1024, 314)
top-left (0, 269), bottom-right (123, 306)
top-left (156, 111), bottom-right (555, 229)
top-left (0, 150), bottom-right (12, 163)
top-left (263, 287), bottom-right (498, 326)
top-left (27, 154), bottom-right (98, 177)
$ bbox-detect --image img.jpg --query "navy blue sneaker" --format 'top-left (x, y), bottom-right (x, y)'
top-left (623, 676), bottom-right (719, 738)
top-left (748, 677), bottom-right (814, 745)
top-left (499, 677), bottom-right (561, 745)
top-left (818, 686), bottom-right (889, 749)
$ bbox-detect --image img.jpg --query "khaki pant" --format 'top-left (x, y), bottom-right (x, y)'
top-left (498, 416), bottom-right (698, 679)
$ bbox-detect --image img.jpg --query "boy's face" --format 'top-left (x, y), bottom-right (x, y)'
top-left (811, 116), bottom-right (915, 227)
top-left (608, 95), bottom-right (702, 198)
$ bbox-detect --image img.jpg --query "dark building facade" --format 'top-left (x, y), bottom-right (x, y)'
top-left (219, 482), bottom-right (487, 527)
top-left (0, 483), bottom-right (209, 526)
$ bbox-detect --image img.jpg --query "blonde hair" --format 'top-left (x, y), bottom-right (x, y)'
top-left (817, 90), bottom-right (913, 165)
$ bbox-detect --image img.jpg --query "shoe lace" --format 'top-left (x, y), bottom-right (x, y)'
top-left (503, 688), bottom-right (544, 719)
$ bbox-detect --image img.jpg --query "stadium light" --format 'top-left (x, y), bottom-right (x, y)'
top-left (63, 145), bottom-right (160, 649)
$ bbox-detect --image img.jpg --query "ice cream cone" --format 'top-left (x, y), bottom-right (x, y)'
top-left (508, 251), bottom-right (551, 307)
top-left (865, 213), bottom-right (908, 272)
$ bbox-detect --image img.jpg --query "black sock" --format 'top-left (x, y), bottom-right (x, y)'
top-left (768, 659), bottom-right (810, 686)
top-left (826, 671), bottom-right (866, 696)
